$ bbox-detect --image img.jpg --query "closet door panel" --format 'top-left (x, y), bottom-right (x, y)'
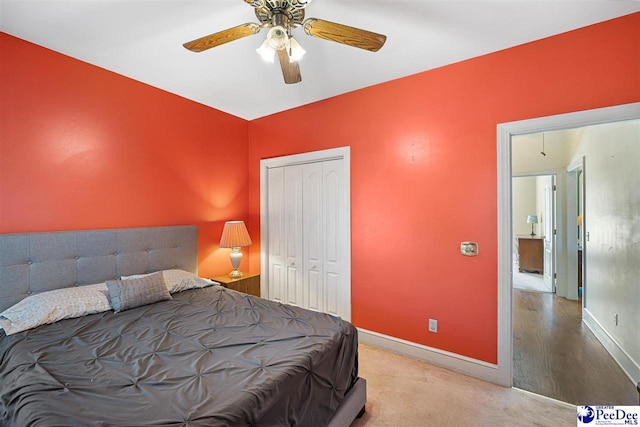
top-left (303, 162), bottom-right (324, 311)
top-left (307, 269), bottom-right (322, 312)
top-left (284, 166), bottom-right (304, 307)
top-left (325, 272), bottom-right (340, 316)
top-left (323, 159), bottom-right (347, 318)
top-left (267, 167), bottom-right (286, 304)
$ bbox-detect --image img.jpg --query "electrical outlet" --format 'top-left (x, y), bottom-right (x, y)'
top-left (614, 313), bottom-right (618, 326)
top-left (429, 318), bottom-right (438, 333)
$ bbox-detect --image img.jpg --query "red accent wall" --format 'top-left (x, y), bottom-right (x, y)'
top-left (247, 13), bottom-right (640, 363)
top-left (0, 33), bottom-right (250, 278)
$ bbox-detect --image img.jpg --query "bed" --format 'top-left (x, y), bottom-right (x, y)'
top-left (0, 225), bottom-right (365, 426)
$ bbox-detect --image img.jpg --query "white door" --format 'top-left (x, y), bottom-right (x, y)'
top-left (267, 167), bottom-right (286, 304)
top-left (543, 181), bottom-right (555, 291)
top-left (303, 161), bottom-right (324, 312)
top-left (262, 148), bottom-right (351, 320)
top-left (284, 165), bottom-right (304, 307)
top-left (321, 159), bottom-right (347, 318)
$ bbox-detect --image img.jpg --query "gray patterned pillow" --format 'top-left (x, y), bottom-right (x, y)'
top-left (106, 272), bottom-right (172, 313)
top-left (120, 269), bottom-right (216, 293)
top-left (0, 283), bottom-right (111, 335)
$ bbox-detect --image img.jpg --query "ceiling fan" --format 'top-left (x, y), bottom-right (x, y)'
top-left (183, 0), bottom-right (387, 84)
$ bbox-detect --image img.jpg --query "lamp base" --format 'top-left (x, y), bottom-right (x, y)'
top-left (228, 247), bottom-right (243, 278)
top-left (229, 269), bottom-right (243, 278)
top-left (530, 224), bottom-right (535, 237)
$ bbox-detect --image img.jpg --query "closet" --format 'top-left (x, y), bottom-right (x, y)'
top-left (261, 148), bottom-right (350, 320)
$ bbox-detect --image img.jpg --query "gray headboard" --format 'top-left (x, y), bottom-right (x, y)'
top-left (0, 225), bottom-right (197, 312)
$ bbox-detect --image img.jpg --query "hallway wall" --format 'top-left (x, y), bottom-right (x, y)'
top-left (568, 119), bottom-right (640, 382)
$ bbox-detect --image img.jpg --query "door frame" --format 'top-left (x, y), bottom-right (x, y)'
top-left (259, 146), bottom-right (352, 319)
top-left (543, 175), bottom-right (556, 293)
top-left (566, 159), bottom-right (585, 303)
top-left (495, 102), bottom-right (639, 386)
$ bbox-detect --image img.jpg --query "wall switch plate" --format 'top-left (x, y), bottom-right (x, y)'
top-left (460, 241), bottom-right (479, 257)
top-left (429, 318), bottom-right (438, 333)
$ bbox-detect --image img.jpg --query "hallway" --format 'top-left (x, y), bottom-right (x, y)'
top-left (513, 288), bottom-right (638, 405)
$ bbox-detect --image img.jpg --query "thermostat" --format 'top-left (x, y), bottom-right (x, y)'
top-left (460, 242), bottom-right (479, 257)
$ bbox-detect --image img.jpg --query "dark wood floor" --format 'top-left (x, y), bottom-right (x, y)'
top-left (513, 288), bottom-right (638, 405)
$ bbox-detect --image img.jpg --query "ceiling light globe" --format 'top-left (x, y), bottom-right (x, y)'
top-left (267, 25), bottom-right (288, 50)
top-left (288, 37), bottom-right (305, 63)
top-left (256, 39), bottom-right (275, 63)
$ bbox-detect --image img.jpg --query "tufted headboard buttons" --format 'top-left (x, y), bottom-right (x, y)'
top-left (0, 225), bottom-right (197, 312)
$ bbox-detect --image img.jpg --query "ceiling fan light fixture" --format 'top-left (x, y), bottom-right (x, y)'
top-left (267, 25), bottom-right (289, 50)
top-left (288, 37), bottom-right (305, 63)
top-left (184, 1), bottom-right (386, 85)
top-left (256, 38), bottom-right (275, 63)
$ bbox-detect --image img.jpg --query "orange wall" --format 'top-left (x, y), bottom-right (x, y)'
top-left (0, 33), bottom-right (250, 278)
top-left (247, 13), bottom-right (640, 363)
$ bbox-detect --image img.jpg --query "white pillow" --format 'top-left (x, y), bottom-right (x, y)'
top-left (0, 283), bottom-right (111, 335)
top-left (120, 269), bottom-right (217, 294)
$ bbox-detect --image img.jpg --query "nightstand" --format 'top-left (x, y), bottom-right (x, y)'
top-left (515, 235), bottom-right (544, 274)
top-left (212, 273), bottom-right (260, 297)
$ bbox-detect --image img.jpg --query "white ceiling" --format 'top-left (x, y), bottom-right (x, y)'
top-left (2, 1), bottom-right (639, 120)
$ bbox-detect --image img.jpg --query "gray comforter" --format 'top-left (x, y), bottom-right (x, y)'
top-left (0, 286), bottom-right (358, 426)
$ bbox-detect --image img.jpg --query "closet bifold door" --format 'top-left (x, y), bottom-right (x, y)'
top-left (303, 161), bottom-right (324, 312)
top-left (266, 157), bottom-right (348, 319)
top-left (284, 165), bottom-right (304, 307)
top-left (267, 166), bottom-right (286, 305)
top-left (321, 159), bottom-right (346, 319)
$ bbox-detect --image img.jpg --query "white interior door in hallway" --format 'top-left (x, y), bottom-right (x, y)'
top-left (543, 178), bottom-right (556, 292)
top-left (261, 148), bottom-right (351, 321)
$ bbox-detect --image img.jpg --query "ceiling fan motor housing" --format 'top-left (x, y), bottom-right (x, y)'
top-left (254, 1), bottom-right (305, 27)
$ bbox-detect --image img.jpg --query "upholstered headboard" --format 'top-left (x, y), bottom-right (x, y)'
top-left (0, 225), bottom-right (197, 312)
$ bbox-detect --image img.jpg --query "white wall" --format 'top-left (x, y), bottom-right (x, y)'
top-left (512, 175), bottom-right (552, 238)
top-left (512, 129), bottom-right (581, 175)
top-left (568, 119), bottom-right (640, 379)
top-left (512, 176), bottom-right (537, 237)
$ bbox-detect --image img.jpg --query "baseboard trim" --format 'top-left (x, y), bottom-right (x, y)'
top-left (582, 309), bottom-right (640, 385)
top-left (357, 328), bottom-right (504, 385)
top-left (513, 387), bottom-right (576, 409)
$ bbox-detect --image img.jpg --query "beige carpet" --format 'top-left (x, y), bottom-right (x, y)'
top-left (351, 344), bottom-right (576, 427)
top-left (513, 269), bottom-right (550, 293)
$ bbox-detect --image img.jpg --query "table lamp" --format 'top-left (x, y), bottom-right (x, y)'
top-left (219, 221), bottom-right (252, 278)
top-left (527, 215), bottom-right (538, 237)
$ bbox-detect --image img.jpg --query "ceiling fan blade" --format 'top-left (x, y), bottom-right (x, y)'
top-left (183, 23), bottom-right (261, 52)
top-left (277, 49), bottom-right (302, 84)
top-left (303, 18), bottom-right (386, 52)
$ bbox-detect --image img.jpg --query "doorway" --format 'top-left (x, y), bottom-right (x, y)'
top-left (495, 102), bottom-right (640, 392)
top-left (512, 174), bottom-right (555, 294)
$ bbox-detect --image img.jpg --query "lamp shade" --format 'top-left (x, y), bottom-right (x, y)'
top-left (526, 215), bottom-right (539, 225)
top-left (219, 221), bottom-right (252, 248)
top-left (256, 39), bottom-right (276, 63)
top-left (288, 37), bottom-right (305, 63)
